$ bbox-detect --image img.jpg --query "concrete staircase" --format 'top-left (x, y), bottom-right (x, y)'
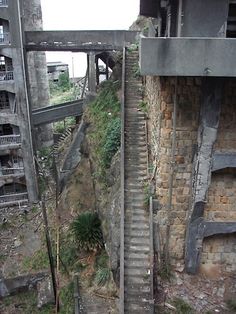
top-left (123, 50), bottom-right (153, 313)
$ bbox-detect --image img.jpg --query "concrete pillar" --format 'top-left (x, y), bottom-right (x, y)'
top-left (20, 0), bottom-right (53, 147)
top-left (87, 52), bottom-right (96, 94)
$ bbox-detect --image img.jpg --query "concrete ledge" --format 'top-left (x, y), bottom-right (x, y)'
top-left (0, 273), bottom-right (47, 298)
top-left (25, 30), bottom-right (139, 52)
top-left (140, 37), bottom-right (236, 77)
top-left (212, 152), bottom-right (236, 172)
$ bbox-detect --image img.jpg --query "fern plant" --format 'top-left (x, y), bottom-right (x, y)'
top-left (94, 267), bottom-right (111, 286)
top-left (71, 212), bottom-right (104, 251)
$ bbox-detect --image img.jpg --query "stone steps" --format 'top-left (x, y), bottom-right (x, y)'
top-left (122, 50), bottom-right (152, 313)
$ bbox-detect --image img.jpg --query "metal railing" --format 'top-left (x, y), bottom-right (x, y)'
top-left (0, 70), bottom-right (13, 81)
top-left (0, 0), bottom-right (8, 7)
top-left (119, 46), bottom-right (126, 314)
top-left (0, 101), bottom-right (10, 110)
top-left (149, 196), bottom-right (155, 313)
top-left (0, 192), bottom-right (28, 204)
top-left (0, 134), bottom-right (21, 145)
top-left (0, 33), bottom-right (10, 45)
top-left (1, 167), bottom-right (24, 175)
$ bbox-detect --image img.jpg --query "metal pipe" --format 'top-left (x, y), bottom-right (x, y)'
top-left (119, 46), bottom-right (126, 314)
top-left (165, 76), bottom-right (178, 265)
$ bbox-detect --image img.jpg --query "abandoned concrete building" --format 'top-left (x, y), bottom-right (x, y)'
top-left (139, 0), bottom-right (236, 301)
top-left (47, 61), bottom-right (69, 82)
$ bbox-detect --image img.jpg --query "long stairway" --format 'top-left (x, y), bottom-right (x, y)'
top-left (122, 49), bottom-right (153, 313)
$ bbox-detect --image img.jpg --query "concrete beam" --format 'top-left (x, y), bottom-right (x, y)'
top-left (24, 30), bottom-right (139, 52)
top-left (140, 37), bottom-right (236, 77)
top-left (32, 99), bottom-right (84, 126)
top-left (0, 81), bottom-right (15, 93)
top-left (212, 152), bottom-right (236, 172)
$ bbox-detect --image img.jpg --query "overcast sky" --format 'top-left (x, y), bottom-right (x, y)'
top-left (41, 0), bottom-right (139, 77)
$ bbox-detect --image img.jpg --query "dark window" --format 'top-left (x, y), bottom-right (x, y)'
top-left (227, 2), bottom-right (236, 38)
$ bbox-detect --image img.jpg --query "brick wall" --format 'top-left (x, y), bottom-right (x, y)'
top-left (146, 76), bottom-right (236, 273)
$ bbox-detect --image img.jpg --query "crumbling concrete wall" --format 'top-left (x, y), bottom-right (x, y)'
top-left (146, 76), bottom-right (236, 274)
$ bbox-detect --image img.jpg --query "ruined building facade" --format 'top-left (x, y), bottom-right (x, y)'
top-left (140, 0), bottom-right (236, 290)
top-left (0, 0), bottom-right (49, 207)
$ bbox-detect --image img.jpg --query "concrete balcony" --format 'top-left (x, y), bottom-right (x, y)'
top-left (140, 37), bottom-right (236, 77)
top-left (0, 0), bottom-right (8, 7)
top-left (0, 192), bottom-right (28, 207)
top-left (0, 167), bottom-right (24, 176)
top-left (0, 134), bottom-right (21, 148)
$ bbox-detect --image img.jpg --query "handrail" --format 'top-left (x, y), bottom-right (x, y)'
top-left (0, 71), bottom-right (14, 81)
top-left (74, 275), bottom-right (81, 314)
top-left (149, 196), bottom-right (155, 313)
top-left (0, 33), bottom-right (10, 45)
top-left (1, 167), bottom-right (24, 175)
top-left (119, 46), bottom-right (126, 314)
top-left (0, 192), bottom-right (28, 203)
top-left (0, 134), bottom-right (21, 145)
top-left (0, 101), bottom-right (10, 110)
top-left (0, 0), bottom-right (8, 7)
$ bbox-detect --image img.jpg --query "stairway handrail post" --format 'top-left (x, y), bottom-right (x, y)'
top-left (119, 45), bottom-right (126, 314)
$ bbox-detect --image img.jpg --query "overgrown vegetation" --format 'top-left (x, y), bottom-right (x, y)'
top-left (138, 100), bottom-right (148, 113)
top-left (54, 117), bottom-right (76, 134)
top-left (226, 299), bottom-right (236, 312)
top-left (87, 80), bottom-right (121, 177)
top-left (1, 291), bottom-right (54, 314)
top-left (172, 298), bottom-right (195, 314)
top-left (94, 250), bottom-right (111, 286)
top-left (94, 267), bottom-right (111, 286)
top-left (59, 282), bottom-right (74, 314)
top-left (21, 249), bottom-right (49, 272)
top-left (71, 212), bottom-right (104, 251)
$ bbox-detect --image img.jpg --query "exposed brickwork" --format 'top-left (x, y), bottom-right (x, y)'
top-left (146, 76), bottom-right (236, 274)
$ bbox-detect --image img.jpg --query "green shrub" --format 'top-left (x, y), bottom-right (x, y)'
top-left (58, 72), bottom-right (71, 91)
top-left (101, 117), bottom-right (121, 168)
top-left (172, 298), bottom-right (194, 314)
top-left (94, 267), bottom-right (111, 286)
top-left (71, 212), bottom-right (103, 251)
top-left (87, 80), bottom-right (121, 175)
top-left (227, 299), bottom-right (236, 311)
top-left (60, 282), bottom-right (74, 314)
top-left (96, 250), bottom-right (109, 268)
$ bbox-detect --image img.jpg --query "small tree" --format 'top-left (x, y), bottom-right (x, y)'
top-left (71, 212), bottom-right (104, 251)
top-left (58, 72), bottom-right (70, 91)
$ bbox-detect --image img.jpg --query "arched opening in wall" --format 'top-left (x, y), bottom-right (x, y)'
top-left (205, 168), bottom-right (236, 221)
top-left (0, 91), bottom-right (16, 113)
top-left (0, 55), bottom-right (13, 81)
top-left (227, 1), bottom-right (236, 38)
top-left (0, 182), bottom-right (27, 196)
top-left (0, 124), bottom-right (20, 136)
top-left (0, 153), bottom-right (24, 176)
top-left (0, 18), bottom-right (10, 44)
top-left (201, 233), bottom-right (236, 277)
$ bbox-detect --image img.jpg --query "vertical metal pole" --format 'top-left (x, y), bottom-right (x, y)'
top-left (165, 77), bottom-right (178, 267)
top-left (41, 198), bottom-right (57, 306)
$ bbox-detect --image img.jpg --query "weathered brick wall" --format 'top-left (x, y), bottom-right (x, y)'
top-left (202, 79), bottom-right (236, 273)
top-left (146, 76), bottom-right (236, 273)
